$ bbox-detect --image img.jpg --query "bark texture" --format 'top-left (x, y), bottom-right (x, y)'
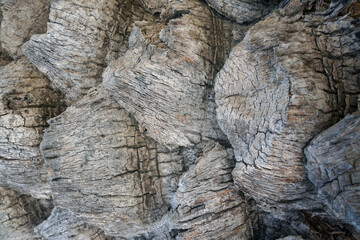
top-left (23, 0), bottom-right (154, 103)
top-left (0, 0), bottom-right (50, 59)
top-left (169, 142), bottom-right (258, 240)
top-left (305, 112), bottom-right (360, 236)
top-left (40, 86), bottom-right (254, 238)
top-left (0, 58), bottom-right (65, 199)
top-left (35, 207), bottom-right (118, 240)
top-left (0, 0), bottom-right (359, 239)
top-left (41, 87), bottom-right (181, 237)
top-left (0, 186), bottom-right (52, 240)
top-left (205, 0), bottom-right (281, 23)
top-left (103, 0), bottom-right (236, 149)
top-left (215, 0), bottom-right (360, 216)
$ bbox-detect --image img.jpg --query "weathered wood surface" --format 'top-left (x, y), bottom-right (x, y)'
top-left (0, 186), bottom-right (52, 240)
top-left (103, 0), bottom-right (236, 149)
top-left (0, 58), bottom-right (65, 199)
top-left (305, 113), bottom-right (360, 236)
top-left (23, 0), bottom-right (154, 103)
top-left (0, 0), bottom-right (50, 59)
top-left (169, 142), bottom-right (259, 240)
top-left (215, 0), bottom-right (360, 216)
top-left (0, 0), bottom-right (359, 239)
top-left (35, 207), bottom-right (119, 240)
top-left (205, 0), bottom-right (281, 23)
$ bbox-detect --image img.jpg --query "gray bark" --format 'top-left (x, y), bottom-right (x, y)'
top-left (41, 86), bottom-right (182, 237)
top-left (0, 0), bottom-right (359, 239)
top-left (0, 0), bottom-right (50, 59)
top-left (305, 112), bottom-right (360, 236)
top-left (0, 186), bottom-right (52, 240)
top-left (215, 0), bottom-right (360, 216)
top-left (205, 0), bottom-right (281, 23)
top-left (169, 142), bottom-right (258, 240)
top-left (40, 86), bottom-right (256, 238)
top-left (23, 0), bottom-right (155, 104)
top-left (0, 58), bottom-right (65, 199)
top-left (103, 0), bottom-right (236, 149)
top-left (35, 207), bottom-right (119, 240)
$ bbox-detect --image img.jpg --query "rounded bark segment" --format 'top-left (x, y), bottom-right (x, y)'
top-left (0, 186), bottom-right (53, 240)
top-left (170, 142), bottom-right (259, 240)
top-left (205, 0), bottom-right (281, 24)
top-left (103, 0), bottom-right (234, 149)
top-left (22, 0), bottom-right (154, 104)
top-left (0, 58), bottom-right (65, 199)
top-left (0, 0), bottom-right (50, 59)
top-left (215, 0), bottom-right (360, 215)
top-left (40, 86), bottom-right (186, 238)
top-left (305, 113), bottom-right (360, 236)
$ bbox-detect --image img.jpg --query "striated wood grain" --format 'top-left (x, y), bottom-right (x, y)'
top-left (205, 0), bottom-right (281, 23)
top-left (23, 0), bottom-right (155, 103)
top-left (169, 142), bottom-right (259, 240)
top-left (103, 0), bottom-right (238, 149)
top-left (0, 0), bottom-right (50, 59)
top-left (215, 0), bottom-right (360, 216)
top-left (0, 58), bottom-right (65, 199)
top-left (40, 86), bottom-right (186, 238)
top-left (35, 207), bottom-right (119, 240)
top-left (0, 0), bottom-right (358, 238)
top-left (305, 113), bottom-right (360, 236)
top-left (0, 186), bottom-right (52, 240)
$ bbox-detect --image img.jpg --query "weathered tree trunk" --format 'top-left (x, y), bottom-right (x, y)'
top-left (0, 0), bottom-right (359, 239)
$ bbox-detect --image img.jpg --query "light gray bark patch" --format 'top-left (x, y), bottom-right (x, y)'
top-left (169, 142), bottom-right (259, 240)
top-left (35, 207), bottom-right (120, 240)
top-left (215, 0), bottom-right (360, 216)
top-left (0, 0), bottom-right (50, 59)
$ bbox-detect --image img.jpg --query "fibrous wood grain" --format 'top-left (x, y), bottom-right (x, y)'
top-left (169, 142), bottom-right (259, 240)
top-left (305, 113), bottom-right (360, 236)
top-left (215, 0), bottom-right (360, 216)
top-left (0, 0), bottom-right (50, 59)
top-left (41, 86), bottom-right (186, 238)
top-left (205, 0), bottom-right (281, 23)
top-left (0, 58), bottom-right (65, 199)
top-left (103, 0), bottom-right (236, 149)
top-left (0, 186), bottom-right (52, 240)
top-left (23, 0), bottom-right (154, 103)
